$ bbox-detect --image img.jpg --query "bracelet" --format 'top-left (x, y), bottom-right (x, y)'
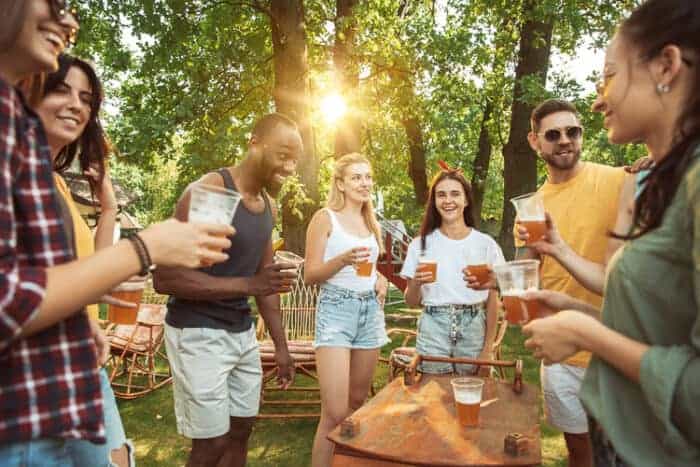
top-left (127, 234), bottom-right (153, 276)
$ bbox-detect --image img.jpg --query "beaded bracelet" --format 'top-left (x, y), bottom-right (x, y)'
top-left (127, 234), bottom-right (153, 276)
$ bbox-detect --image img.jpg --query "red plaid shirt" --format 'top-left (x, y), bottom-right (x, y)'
top-left (0, 80), bottom-right (103, 444)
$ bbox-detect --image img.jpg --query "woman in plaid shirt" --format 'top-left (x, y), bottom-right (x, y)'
top-left (0, 2), bottom-right (234, 465)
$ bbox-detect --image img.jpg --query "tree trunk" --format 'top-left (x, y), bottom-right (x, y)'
top-left (497, 3), bottom-right (554, 258)
top-left (333, 0), bottom-right (362, 157)
top-left (270, 0), bottom-right (318, 254)
top-left (471, 99), bottom-right (493, 226)
top-left (402, 115), bottom-right (429, 207)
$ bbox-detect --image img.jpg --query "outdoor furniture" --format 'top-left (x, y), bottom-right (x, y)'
top-left (105, 295), bottom-right (173, 399)
top-left (256, 270), bottom-right (321, 418)
top-left (388, 312), bottom-right (511, 381)
top-left (328, 355), bottom-right (540, 466)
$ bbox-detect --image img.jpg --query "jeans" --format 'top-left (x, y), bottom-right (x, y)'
top-left (0, 438), bottom-right (73, 467)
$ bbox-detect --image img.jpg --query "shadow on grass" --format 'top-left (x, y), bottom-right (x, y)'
top-left (120, 316), bottom-right (567, 466)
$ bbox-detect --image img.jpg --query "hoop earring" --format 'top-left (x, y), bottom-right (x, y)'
top-left (656, 83), bottom-right (670, 94)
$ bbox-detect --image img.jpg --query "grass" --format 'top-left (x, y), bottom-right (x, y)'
top-left (118, 295), bottom-right (568, 466)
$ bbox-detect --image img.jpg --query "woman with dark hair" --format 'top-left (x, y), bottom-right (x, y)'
top-left (33, 53), bottom-right (132, 466)
top-left (0, 2), bottom-right (232, 465)
top-left (523, 0), bottom-right (700, 465)
top-left (400, 167), bottom-right (504, 375)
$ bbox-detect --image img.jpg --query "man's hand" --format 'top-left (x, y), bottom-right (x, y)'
top-left (515, 212), bottom-right (567, 259)
top-left (249, 263), bottom-right (298, 296)
top-left (375, 275), bottom-right (389, 306)
top-left (275, 350), bottom-right (295, 390)
top-left (88, 318), bottom-right (109, 366)
top-left (625, 155), bottom-right (654, 174)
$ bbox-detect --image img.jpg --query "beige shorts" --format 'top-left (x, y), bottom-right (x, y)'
top-left (541, 363), bottom-right (589, 434)
top-left (164, 323), bottom-right (262, 439)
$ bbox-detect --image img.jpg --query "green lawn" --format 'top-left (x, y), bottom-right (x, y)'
top-left (118, 300), bottom-right (568, 466)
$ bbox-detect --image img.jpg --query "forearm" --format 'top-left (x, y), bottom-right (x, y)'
top-left (94, 208), bottom-right (118, 250)
top-left (577, 319), bottom-right (648, 383)
top-left (404, 281), bottom-right (423, 308)
top-left (304, 255), bottom-right (346, 285)
top-left (554, 245), bottom-right (606, 295)
top-left (482, 292), bottom-right (499, 351)
top-left (256, 295), bottom-right (289, 352)
top-left (153, 266), bottom-right (251, 300)
top-left (22, 240), bottom-right (141, 337)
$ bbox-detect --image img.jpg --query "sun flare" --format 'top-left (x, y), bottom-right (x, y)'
top-left (319, 93), bottom-right (347, 123)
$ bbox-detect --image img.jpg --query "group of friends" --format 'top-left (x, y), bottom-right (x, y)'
top-left (0, 1), bottom-right (698, 467)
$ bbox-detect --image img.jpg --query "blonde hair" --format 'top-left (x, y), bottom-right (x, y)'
top-left (326, 153), bottom-right (385, 254)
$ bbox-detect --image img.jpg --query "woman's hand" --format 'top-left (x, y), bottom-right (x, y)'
top-left (85, 164), bottom-right (118, 212)
top-left (462, 266), bottom-right (497, 290)
top-left (375, 274), bottom-right (388, 306)
top-left (522, 310), bottom-right (596, 364)
top-left (88, 318), bottom-right (109, 366)
top-left (411, 263), bottom-right (435, 286)
top-left (515, 212), bottom-right (567, 259)
top-left (339, 246), bottom-right (371, 266)
top-left (139, 219), bottom-right (235, 269)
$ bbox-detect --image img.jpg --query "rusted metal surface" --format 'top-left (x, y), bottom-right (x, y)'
top-left (328, 375), bottom-right (541, 466)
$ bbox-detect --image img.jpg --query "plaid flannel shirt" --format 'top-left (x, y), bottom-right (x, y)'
top-left (0, 80), bottom-right (103, 444)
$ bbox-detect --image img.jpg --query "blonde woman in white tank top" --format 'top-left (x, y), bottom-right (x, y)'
top-left (304, 153), bottom-right (389, 467)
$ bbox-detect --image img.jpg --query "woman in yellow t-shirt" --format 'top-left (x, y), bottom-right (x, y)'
top-left (34, 54), bottom-right (132, 467)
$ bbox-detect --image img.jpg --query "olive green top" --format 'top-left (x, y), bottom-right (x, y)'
top-left (581, 145), bottom-right (700, 466)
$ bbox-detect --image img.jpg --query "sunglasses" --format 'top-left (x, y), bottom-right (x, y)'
top-left (48, 0), bottom-right (80, 45)
top-left (538, 126), bottom-right (583, 143)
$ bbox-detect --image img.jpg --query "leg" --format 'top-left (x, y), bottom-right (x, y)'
top-left (454, 310), bottom-right (486, 375)
top-left (564, 432), bottom-right (593, 467)
top-left (415, 308), bottom-right (453, 374)
top-left (164, 325), bottom-right (237, 467)
top-left (541, 363), bottom-right (591, 467)
top-left (312, 347), bottom-right (352, 467)
top-left (217, 417), bottom-right (256, 467)
top-left (348, 348), bottom-right (381, 411)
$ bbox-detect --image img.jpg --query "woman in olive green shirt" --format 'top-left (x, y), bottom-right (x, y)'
top-left (522, 1), bottom-right (700, 466)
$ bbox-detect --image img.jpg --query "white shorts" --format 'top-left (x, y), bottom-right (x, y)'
top-left (541, 363), bottom-right (589, 434)
top-left (164, 323), bottom-right (262, 439)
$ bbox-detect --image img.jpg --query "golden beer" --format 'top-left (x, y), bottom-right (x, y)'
top-left (456, 399), bottom-right (481, 427)
top-left (108, 280), bottom-right (144, 325)
top-left (466, 264), bottom-right (490, 285)
top-left (502, 293), bottom-right (541, 325)
top-left (418, 260), bottom-right (437, 283)
top-left (521, 219), bottom-right (547, 244)
top-left (355, 261), bottom-right (373, 277)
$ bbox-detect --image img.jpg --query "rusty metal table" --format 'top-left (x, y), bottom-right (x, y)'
top-left (328, 373), bottom-right (541, 466)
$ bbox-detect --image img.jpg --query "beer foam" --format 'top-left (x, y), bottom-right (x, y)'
top-left (455, 391), bottom-right (481, 404)
top-left (501, 287), bottom-right (537, 297)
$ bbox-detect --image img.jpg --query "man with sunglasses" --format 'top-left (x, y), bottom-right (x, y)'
top-left (522, 99), bottom-right (628, 467)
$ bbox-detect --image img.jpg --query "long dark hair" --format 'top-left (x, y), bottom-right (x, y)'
top-left (418, 170), bottom-right (476, 251)
top-left (619, 0), bottom-right (700, 238)
top-left (43, 54), bottom-right (111, 196)
top-left (0, 0), bottom-right (27, 54)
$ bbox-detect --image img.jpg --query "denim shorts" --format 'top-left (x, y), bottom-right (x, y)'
top-left (66, 368), bottom-right (133, 467)
top-left (416, 303), bottom-right (486, 374)
top-left (313, 283), bottom-right (390, 349)
top-left (0, 438), bottom-right (73, 467)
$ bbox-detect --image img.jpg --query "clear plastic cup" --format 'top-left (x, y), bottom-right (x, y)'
top-left (188, 184), bottom-right (242, 225)
top-left (353, 246), bottom-right (373, 277)
top-left (417, 255), bottom-right (437, 283)
top-left (451, 377), bottom-right (485, 427)
top-left (463, 246), bottom-right (490, 286)
top-left (493, 260), bottom-right (541, 325)
top-left (511, 192), bottom-right (546, 244)
top-left (274, 250), bottom-right (304, 276)
top-left (108, 275), bottom-right (146, 324)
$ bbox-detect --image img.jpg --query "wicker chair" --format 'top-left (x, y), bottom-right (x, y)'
top-left (256, 269), bottom-right (321, 419)
top-left (105, 280), bottom-right (172, 399)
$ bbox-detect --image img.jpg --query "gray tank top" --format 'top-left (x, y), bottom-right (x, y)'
top-left (166, 168), bottom-right (273, 332)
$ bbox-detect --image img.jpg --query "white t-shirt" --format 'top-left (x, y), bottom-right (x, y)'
top-left (400, 228), bottom-right (505, 306)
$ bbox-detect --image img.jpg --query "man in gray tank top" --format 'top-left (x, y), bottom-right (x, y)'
top-left (154, 114), bottom-right (302, 467)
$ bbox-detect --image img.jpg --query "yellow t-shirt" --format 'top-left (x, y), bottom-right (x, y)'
top-left (54, 174), bottom-right (99, 320)
top-left (538, 162), bottom-right (626, 367)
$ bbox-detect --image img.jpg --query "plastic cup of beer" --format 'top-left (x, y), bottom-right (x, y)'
top-left (493, 260), bottom-right (541, 325)
top-left (352, 247), bottom-right (373, 277)
top-left (511, 192), bottom-right (546, 244)
top-left (274, 250), bottom-right (304, 277)
top-left (451, 377), bottom-right (485, 427)
top-left (463, 246), bottom-right (490, 286)
top-left (417, 256), bottom-right (437, 283)
top-left (108, 276), bottom-right (146, 325)
top-left (188, 184), bottom-right (242, 226)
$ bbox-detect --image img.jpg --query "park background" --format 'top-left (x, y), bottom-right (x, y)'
top-left (74, 0), bottom-right (647, 465)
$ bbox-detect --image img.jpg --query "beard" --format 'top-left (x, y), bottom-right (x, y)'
top-left (540, 146), bottom-right (581, 171)
top-left (257, 149), bottom-right (285, 197)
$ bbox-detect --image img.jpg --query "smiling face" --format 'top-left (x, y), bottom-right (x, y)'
top-left (528, 111), bottom-right (583, 171)
top-left (252, 122), bottom-right (302, 196)
top-left (35, 65), bottom-right (92, 156)
top-left (337, 162), bottom-right (373, 205)
top-left (0, 0), bottom-right (79, 82)
top-left (434, 178), bottom-right (467, 224)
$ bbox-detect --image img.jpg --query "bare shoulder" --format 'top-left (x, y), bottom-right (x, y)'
top-left (308, 208), bottom-right (332, 234)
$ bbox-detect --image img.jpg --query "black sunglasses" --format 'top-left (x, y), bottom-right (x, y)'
top-left (48, 0), bottom-right (79, 45)
top-left (538, 126), bottom-right (583, 143)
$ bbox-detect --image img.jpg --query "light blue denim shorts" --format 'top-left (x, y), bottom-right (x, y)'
top-left (313, 283), bottom-right (390, 350)
top-left (416, 303), bottom-right (486, 375)
top-left (0, 439), bottom-right (73, 467)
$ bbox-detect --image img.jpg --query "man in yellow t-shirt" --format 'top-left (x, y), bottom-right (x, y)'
top-left (519, 99), bottom-right (627, 467)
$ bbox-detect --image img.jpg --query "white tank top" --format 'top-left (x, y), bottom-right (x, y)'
top-left (322, 208), bottom-right (379, 291)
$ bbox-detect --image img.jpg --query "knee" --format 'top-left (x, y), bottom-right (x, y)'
top-left (321, 405), bottom-right (351, 428)
top-left (228, 417), bottom-right (255, 442)
top-left (348, 393), bottom-right (367, 412)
